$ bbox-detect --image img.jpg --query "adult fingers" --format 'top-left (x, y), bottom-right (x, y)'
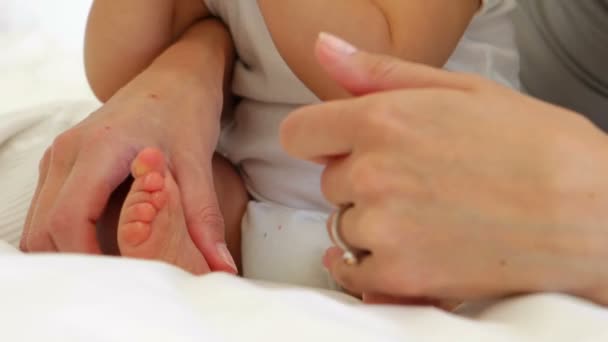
top-left (326, 205), bottom-right (386, 253)
top-left (323, 247), bottom-right (383, 295)
top-left (48, 142), bottom-right (133, 254)
top-left (173, 152), bottom-right (237, 274)
top-left (20, 148), bottom-right (51, 252)
top-left (321, 150), bottom-right (401, 206)
top-left (284, 87), bottom-right (465, 162)
top-left (283, 33), bottom-right (479, 160)
top-left (314, 32), bottom-right (476, 96)
top-left (24, 135), bottom-right (80, 252)
top-left (280, 97), bottom-right (365, 161)
top-left (282, 90), bottom-right (411, 161)
top-left (320, 156), bottom-right (354, 205)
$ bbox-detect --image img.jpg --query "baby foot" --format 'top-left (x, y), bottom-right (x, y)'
top-left (117, 148), bottom-right (210, 275)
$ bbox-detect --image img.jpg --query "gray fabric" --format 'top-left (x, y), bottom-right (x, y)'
top-left (514, 0), bottom-right (608, 129)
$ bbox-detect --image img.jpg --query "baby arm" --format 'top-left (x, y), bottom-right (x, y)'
top-left (258, 0), bottom-right (480, 99)
top-left (85, 0), bottom-right (217, 102)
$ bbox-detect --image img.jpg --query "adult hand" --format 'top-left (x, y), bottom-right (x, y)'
top-left (20, 70), bottom-right (236, 273)
top-left (281, 34), bottom-right (608, 305)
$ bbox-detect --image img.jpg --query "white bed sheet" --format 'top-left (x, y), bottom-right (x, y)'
top-left (1, 1), bottom-right (607, 341)
top-left (1, 241), bottom-right (607, 342)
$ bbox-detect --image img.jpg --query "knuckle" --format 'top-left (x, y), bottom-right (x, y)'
top-left (349, 157), bottom-right (385, 198)
top-left (363, 102), bottom-right (404, 145)
top-left (187, 204), bottom-right (225, 232)
top-left (51, 130), bottom-right (77, 153)
top-left (367, 57), bottom-right (400, 84)
top-left (49, 132), bottom-right (79, 170)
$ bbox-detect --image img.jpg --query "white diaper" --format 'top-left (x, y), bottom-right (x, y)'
top-left (241, 201), bottom-right (340, 290)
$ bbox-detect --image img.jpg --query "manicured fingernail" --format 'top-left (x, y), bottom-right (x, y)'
top-left (217, 243), bottom-right (238, 273)
top-left (318, 32), bottom-right (358, 56)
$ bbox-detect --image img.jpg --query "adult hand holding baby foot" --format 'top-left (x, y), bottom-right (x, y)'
top-left (282, 34), bottom-right (608, 306)
top-left (20, 19), bottom-right (238, 275)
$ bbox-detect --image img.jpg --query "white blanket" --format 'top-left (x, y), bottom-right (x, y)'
top-left (1, 241), bottom-right (607, 342)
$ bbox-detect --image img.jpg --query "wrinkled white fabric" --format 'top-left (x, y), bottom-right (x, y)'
top-left (1, 242), bottom-right (607, 342)
top-left (0, 102), bottom-right (96, 247)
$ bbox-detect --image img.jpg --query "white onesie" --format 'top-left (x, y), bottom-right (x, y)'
top-left (206, 0), bottom-right (520, 289)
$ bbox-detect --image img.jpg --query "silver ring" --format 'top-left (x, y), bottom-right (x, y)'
top-left (331, 204), bottom-right (358, 265)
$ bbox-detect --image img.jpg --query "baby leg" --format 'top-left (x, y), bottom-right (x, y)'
top-left (100, 148), bottom-right (247, 275)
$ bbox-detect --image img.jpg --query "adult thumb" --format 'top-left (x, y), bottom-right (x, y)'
top-left (314, 33), bottom-right (471, 96)
top-left (176, 158), bottom-right (237, 275)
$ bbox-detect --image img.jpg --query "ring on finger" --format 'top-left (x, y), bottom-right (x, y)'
top-left (331, 204), bottom-right (360, 265)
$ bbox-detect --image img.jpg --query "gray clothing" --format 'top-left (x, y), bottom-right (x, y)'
top-left (514, 0), bottom-right (608, 129)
